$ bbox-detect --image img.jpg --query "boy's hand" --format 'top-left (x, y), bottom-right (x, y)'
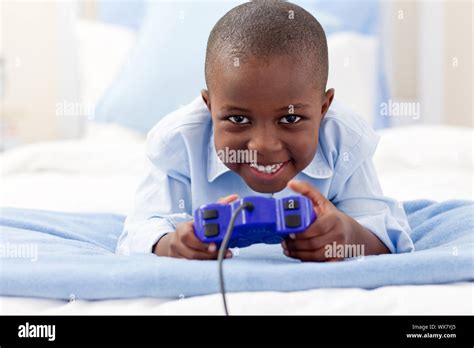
top-left (153, 194), bottom-right (239, 260)
top-left (281, 180), bottom-right (389, 262)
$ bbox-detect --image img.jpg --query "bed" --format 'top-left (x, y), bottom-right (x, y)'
top-left (1, 2), bottom-right (472, 315)
top-left (1, 123), bottom-right (472, 315)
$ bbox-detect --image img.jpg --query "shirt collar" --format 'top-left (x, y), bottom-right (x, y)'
top-left (207, 132), bottom-right (333, 182)
top-left (207, 132), bottom-right (230, 182)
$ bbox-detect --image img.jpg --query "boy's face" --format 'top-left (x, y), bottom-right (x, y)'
top-left (202, 55), bottom-right (334, 193)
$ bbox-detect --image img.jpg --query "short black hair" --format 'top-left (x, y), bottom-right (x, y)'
top-left (205, 0), bottom-right (328, 93)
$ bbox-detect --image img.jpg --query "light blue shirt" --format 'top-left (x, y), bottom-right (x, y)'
top-left (116, 96), bottom-right (414, 255)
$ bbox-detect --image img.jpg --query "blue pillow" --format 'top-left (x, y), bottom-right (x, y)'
top-left (95, 1), bottom-right (243, 133)
top-left (95, 1), bottom-right (388, 133)
top-left (293, 1), bottom-right (390, 128)
top-left (97, 0), bottom-right (145, 30)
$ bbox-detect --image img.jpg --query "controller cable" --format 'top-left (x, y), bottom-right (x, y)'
top-left (217, 201), bottom-right (254, 316)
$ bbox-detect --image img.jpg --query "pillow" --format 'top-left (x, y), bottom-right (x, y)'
top-left (374, 126), bottom-right (474, 201)
top-left (94, 2), bottom-right (243, 133)
top-left (96, 0), bottom-right (145, 30)
top-left (76, 19), bottom-right (136, 110)
top-left (327, 32), bottom-right (377, 125)
top-left (94, 1), bottom-right (386, 133)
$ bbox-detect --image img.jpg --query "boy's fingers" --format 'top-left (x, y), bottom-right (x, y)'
top-left (176, 222), bottom-right (232, 259)
top-left (289, 213), bottom-right (336, 240)
top-left (217, 194), bottom-right (240, 204)
top-left (181, 225), bottom-right (232, 258)
top-left (182, 233), bottom-right (226, 256)
top-left (284, 247), bottom-right (343, 262)
top-left (284, 230), bottom-right (335, 251)
top-left (287, 180), bottom-right (334, 215)
top-left (283, 248), bottom-right (327, 262)
top-left (177, 243), bottom-right (232, 260)
top-left (184, 232), bottom-right (212, 251)
top-left (179, 222), bottom-right (209, 251)
top-left (207, 243), bottom-right (233, 258)
top-left (177, 246), bottom-right (216, 260)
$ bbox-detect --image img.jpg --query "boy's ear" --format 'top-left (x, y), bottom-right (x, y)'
top-left (320, 88), bottom-right (335, 119)
top-left (201, 89), bottom-right (211, 112)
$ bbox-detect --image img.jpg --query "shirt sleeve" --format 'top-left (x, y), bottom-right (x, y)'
top-left (331, 158), bottom-right (415, 254)
top-left (116, 153), bottom-right (193, 255)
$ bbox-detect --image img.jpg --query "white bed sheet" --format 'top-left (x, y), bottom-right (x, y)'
top-left (2, 283), bottom-right (472, 315)
top-left (1, 125), bottom-right (472, 315)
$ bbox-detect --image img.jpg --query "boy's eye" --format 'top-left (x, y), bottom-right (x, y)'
top-left (279, 115), bottom-right (301, 124)
top-left (227, 115), bottom-right (250, 124)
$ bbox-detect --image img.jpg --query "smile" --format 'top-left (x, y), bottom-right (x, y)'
top-left (249, 161), bottom-right (288, 175)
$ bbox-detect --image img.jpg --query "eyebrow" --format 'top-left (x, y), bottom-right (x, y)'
top-left (275, 103), bottom-right (311, 112)
top-left (222, 103), bottom-right (310, 113)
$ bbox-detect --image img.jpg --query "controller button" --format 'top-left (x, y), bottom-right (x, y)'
top-left (204, 223), bottom-right (219, 237)
top-left (285, 214), bottom-right (301, 228)
top-left (283, 199), bottom-right (299, 210)
top-left (202, 209), bottom-right (218, 220)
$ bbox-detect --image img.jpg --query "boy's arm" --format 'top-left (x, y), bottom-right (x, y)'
top-left (116, 159), bottom-right (192, 255)
top-left (152, 194), bottom-right (239, 259)
top-left (117, 157), bottom-right (237, 259)
top-left (330, 158), bottom-right (414, 254)
top-left (283, 159), bottom-right (413, 262)
top-left (283, 179), bottom-right (390, 261)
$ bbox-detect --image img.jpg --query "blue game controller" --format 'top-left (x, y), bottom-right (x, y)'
top-left (194, 196), bottom-right (317, 248)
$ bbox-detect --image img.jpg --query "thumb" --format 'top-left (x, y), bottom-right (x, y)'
top-left (287, 179), bottom-right (334, 215)
top-left (217, 194), bottom-right (240, 204)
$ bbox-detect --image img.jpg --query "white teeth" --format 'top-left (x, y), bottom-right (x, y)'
top-left (250, 161), bottom-right (285, 174)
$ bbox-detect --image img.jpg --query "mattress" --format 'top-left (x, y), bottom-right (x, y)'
top-left (1, 125), bottom-right (472, 315)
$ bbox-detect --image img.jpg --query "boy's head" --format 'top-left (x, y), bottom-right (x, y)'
top-left (202, 0), bottom-right (334, 193)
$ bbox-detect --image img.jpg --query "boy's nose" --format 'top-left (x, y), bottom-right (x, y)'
top-left (247, 128), bottom-right (283, 155)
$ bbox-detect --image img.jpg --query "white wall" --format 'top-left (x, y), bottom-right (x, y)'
top-left (0, 0), bottom-right (80, 150)
top-left (383, 0), bottom-right (473, 127)
top-left (0, 0), bottom-right (472, 151)
top-left (443, 0), bottom-right (473, 127)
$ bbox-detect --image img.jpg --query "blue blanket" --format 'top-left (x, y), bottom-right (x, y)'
top-left (1, 200), bottom-right (473, 300)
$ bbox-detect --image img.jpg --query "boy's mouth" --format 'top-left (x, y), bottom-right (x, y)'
top-left (248, 160), bottom-right (290, 177)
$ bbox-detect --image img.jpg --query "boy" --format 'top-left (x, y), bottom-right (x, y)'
top-left (116, 0), bottom-right (414, 261)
